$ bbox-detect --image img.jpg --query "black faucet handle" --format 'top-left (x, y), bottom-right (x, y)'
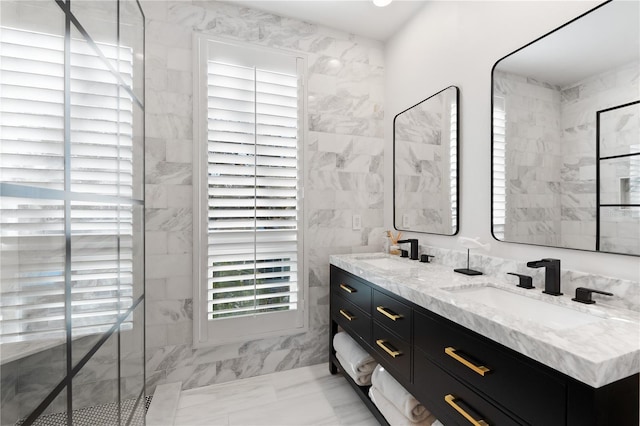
top-left (397, 239), bottom-right (419, 260)
top-left (507, 272), bottom-right (534, 289)
top-left (572, 287), bottom-right (613, 305)
top-left (400, 249), bottom-right (409, 258)
top-left (420, 254), bottom-right (435, 263)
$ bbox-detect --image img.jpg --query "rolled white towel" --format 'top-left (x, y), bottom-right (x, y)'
top-left (369, 386), bottom-right (437, 426)
top-left (336, 352), bottom-right (373, 386)
top-left (431, 420), bottom-right (444, 426)
top-left (372, 365), bottom-right (430, 422)
top-left (333, 332), bottom-right (376, 375)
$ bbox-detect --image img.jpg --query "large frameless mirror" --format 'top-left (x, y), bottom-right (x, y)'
top-left (491, 0), bottom-right (639, 255)
top-left (394, 86), bottom-right (459, 235)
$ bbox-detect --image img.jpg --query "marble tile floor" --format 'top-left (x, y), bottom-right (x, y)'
top-left (172, 363), bottom-right (379, 426)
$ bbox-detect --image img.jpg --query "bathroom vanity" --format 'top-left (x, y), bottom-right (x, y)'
top-left (329, 254), bottom-right (639, 426)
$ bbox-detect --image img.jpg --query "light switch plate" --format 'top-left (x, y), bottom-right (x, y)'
top-left (402, 214), bottom-right (410, 228)
top-left (352, 215), bottom-right (362, 230)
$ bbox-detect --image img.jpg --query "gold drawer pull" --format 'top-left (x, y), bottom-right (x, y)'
top-left (376, 306), bottom-right (402, 321)
top-left (445, 347), bottom-right (491, 377)
top-left (339, 283), bottom-right (356, 293)
top-left (376, 339), bottom-right (401, 358)
top-left (339, 309), bottom-right (355, 321)
top-left (445, 394), bottom-right (489, 426)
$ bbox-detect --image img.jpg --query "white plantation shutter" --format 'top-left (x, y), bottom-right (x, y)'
top-left (0, 27), bottom-right (134, 343)
top-left (449, 100), bottom-right (458, 231)
top-left (493, 96), bottom-right (507, 240)
top-left (194, 37), bottom-right (305, 344)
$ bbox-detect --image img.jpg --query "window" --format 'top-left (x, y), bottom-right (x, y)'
top-left (493, 96), bottom-right (507, 240)
top-left (193, 36), bottom-right (306, 346)
top-left (0, 26), bottom-right (136, 343)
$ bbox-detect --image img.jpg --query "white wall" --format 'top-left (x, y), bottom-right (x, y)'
top-left (384, 1), bottom-right (639, 282)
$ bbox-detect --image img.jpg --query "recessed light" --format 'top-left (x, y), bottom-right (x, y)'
top-left (373, 0), bottom-right (392, 7)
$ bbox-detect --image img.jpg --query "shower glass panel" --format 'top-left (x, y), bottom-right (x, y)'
top-left (70, 1), bottom-right (118, 68)
top-left (120, 0), bottom-right (145, 102)
top-left (126, 91), bottom-right (145, 201)
top-left (120, 303), bottom-right (145, 422)
top-left (0, 197), bottom-right (67, 425)
top-left (0, 1), bottom-right (145, 425)
top-left (72, 332), bottom-right (120, 418)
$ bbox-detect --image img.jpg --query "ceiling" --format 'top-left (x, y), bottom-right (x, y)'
top-left (496, 1), bottom-right (639, 87)
top-left (219, 0), bottom-right (428, 41)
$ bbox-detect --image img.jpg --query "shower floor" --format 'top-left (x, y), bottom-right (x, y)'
top-left (15, 395), bottom-right (152, 426)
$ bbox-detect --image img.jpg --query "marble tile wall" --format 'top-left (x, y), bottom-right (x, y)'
top-left (394, 90), bottom-right (454, 234)
top-left (495, 63), bottom-right (639, 253)
top-left (599, 103), bottom-right (640, 255)
top-left (494, 71), bottom-right (563, 246)
top-left (141, 0), bottom-right (384, 393)
top-left (417, 243), bottom-right (640, 313)
top-left (560, 60), bottom-right (639, 252)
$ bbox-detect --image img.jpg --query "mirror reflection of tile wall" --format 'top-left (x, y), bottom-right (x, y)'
top-left (394, 86), bottom-right (458, 235)
top-left (598, 102), bottom-right (640, 255)
top-left (494, 59), bottom-right (639, 253)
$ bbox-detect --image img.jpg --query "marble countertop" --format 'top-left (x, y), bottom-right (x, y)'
top-left (330, 253), bottom-right (640, 388)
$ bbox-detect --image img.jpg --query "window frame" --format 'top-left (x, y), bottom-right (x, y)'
top-left (192, 34), bottom-right (308, 348)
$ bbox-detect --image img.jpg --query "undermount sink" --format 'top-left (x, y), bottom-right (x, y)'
top-left (358, 257), bottom-right (408, 271)
top-left (447, 285), bottom-right (605, 329)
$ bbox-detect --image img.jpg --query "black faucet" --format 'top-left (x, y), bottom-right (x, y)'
top-left (397, 239), bottom-right (419, 260)
top-left (526, 258), bottom-right (562, 296)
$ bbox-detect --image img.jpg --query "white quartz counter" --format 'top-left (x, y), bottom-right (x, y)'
top-left (330, 253), bottom-right (640, 388)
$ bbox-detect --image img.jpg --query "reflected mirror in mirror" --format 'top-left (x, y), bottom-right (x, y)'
top-left (491, 0), bottom-right (639, 255)
top-left (394, 86), bottom-right (459, 235)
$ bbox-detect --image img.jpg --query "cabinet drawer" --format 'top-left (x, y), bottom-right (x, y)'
top-left (414, 349), bottom-right (522, 426)
top-left (373, 290), bottom-right (411, 341)
top-left (372, 322), bottom-right (410, 382)
top-left (332, 295), bottom-right (371, 345)
top-left (414, 311), bottom-right (566, 425)
top-left (331, 267), bottom-right (372, 314)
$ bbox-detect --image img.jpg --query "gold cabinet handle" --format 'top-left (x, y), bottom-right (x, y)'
top-left (445, 347), bottom-right (491, 377)
top-left (376, 306), bottom-right (402, 321)
top-left (339, 283), bottom-right (355, 293)
top-left (445, 394), bottom-right (489, 426)
top-left (376, 339), bottom-right (401, 358)
top-left (339, 309), bottom-right (355, 321)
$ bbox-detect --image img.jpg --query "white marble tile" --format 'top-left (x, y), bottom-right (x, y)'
top-left (146, 253), bottom-right (192, 280)
top-left (178, 379), bottom-right (276, 413)
top-left (166, 321), bottom-right (193, 346)
top-left (166, 185), bottom-right (193, 208)
top-left (166, 275), bottom-right (193, 299)
top-left (171, 365), bottom-right (377, 426)
top-left (146, 299), bottom-right (193, 327)
top-left (167, 230), bottom-right (192, 255)
top-left (147, 381), bottom-right (182, 426)
top-left (145, 278), bottom-right (167, 301)
top-left (146, 231), bottom-right (168, 255)
top-left (146, 324), bottom-right (168, 350)
top-left (166, 138), bottom-right (193, 163)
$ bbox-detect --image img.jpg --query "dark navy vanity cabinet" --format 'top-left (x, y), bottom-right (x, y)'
top-left (329, 265), bottom-right (639, 426)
